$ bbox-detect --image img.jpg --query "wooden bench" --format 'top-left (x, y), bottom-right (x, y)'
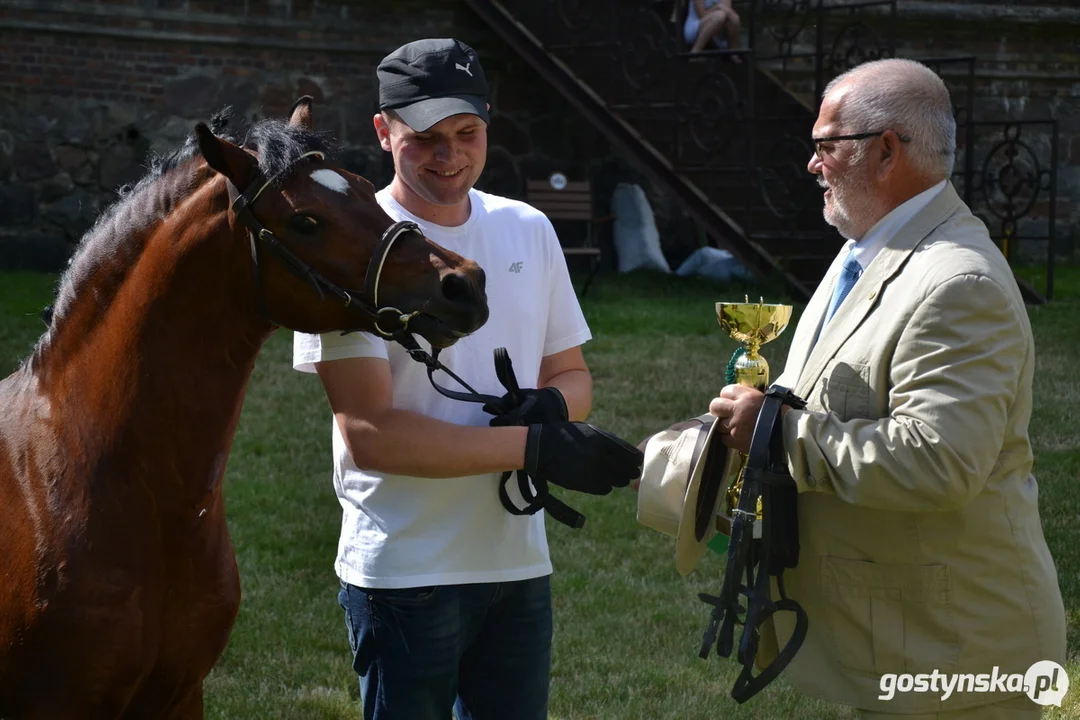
top-left (525, 178), bottom-right (607, 296)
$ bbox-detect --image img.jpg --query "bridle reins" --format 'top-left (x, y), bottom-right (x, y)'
top-left (228, 149), bottom-right (423, 339)
top-left (227, 150), bottom-right (585, 528)
top-left (697, 385), bottom-right (809, 703)
top-left (392, 342), bottom-right (588, 529)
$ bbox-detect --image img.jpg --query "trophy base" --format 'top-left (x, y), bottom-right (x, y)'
top-left (714, 512), bottom-right (763, 540)
top-left (708, 513), bottom-right (763, 557)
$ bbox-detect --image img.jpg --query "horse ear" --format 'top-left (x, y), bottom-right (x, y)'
top-left (195, 122), bottom-right (258, 189)
top-left (289, 95), bottom-right (315, 130)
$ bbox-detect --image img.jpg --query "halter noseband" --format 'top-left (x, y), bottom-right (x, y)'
top-left (228, 149), bottom-right (421, 337)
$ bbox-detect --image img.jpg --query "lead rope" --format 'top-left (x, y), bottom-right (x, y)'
top-left (389, 331), bottom-right (586, 529)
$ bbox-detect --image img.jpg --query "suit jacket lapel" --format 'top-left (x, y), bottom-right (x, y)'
top-left (794, 182), bottom-right (966, 399)
top-left (776, 255), bottom-right (839, 388)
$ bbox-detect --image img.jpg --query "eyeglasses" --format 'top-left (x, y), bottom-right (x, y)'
top-left (812, 131), bottom-right (911, 159)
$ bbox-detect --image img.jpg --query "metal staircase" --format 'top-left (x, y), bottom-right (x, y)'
top-left (465, 0), bottom-right (1058, 302)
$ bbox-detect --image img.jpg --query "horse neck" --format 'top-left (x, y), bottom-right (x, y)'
top-left (39, 173), bottom-right (274, 506)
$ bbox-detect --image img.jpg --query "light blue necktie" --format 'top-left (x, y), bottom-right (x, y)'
top-left (825, 250), bottom-right (863, 323)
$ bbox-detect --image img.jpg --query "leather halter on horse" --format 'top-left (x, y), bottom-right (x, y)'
top-left (697, 384), bottom-right (809, 703)
top-left (229, 150), bottom-right (585, 529)
top-left (228, 149), bottom-right (423, 339)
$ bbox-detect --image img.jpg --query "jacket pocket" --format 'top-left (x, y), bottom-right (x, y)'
top-left (819, 360), bottom-right (871, 419)
top-left (821, 556), bottom-right (958, 677)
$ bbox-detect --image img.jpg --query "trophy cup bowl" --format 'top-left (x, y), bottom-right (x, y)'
top-left (716, 300), bottom-right (792, 389)
top-left (712, 298), bottom-right (793, 541)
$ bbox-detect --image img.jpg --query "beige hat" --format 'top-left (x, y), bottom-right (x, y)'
top-left (636, 414), bottom-right (731, 576)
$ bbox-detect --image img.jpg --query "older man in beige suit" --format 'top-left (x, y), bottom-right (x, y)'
top-left (710, 59), bottom-right (1066, 718)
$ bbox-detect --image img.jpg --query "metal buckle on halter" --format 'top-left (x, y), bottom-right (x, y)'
top-left (372, 306), bottom-right (418, 338)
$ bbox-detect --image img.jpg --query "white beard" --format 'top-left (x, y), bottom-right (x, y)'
top-left (820, 162), bottom-right (884, 240)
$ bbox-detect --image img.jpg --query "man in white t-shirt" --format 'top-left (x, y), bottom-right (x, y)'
top-left (293, 38), bottom-right (642, 720)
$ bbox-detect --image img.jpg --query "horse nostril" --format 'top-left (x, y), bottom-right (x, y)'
top-left (440, 271), bottom-right (474, 306)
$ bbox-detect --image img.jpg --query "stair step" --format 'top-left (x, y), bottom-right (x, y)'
top-left (468, 0), bottom-right (908, 296)
top-left (676, 49), bottom-right (753, 61)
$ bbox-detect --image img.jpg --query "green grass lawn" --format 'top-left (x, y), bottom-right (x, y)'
top-left (1, 267), bottom-right (1077, 719)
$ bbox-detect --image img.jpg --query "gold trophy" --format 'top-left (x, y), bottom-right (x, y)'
top-left (710, 297), bottom-right (792, 548)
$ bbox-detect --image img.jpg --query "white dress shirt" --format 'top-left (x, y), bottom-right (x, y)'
top-left (846, 179), bottom-right (948, 271)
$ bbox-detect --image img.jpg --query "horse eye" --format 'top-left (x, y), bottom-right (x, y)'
top-left (290, 214), bottom-right (319, 235)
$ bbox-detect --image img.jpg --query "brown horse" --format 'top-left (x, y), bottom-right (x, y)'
top-left (0, 98), bottom-right (488, 718)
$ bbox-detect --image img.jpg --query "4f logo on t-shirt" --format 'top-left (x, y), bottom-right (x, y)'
top-left (508, 261), bottom-right (524, 273)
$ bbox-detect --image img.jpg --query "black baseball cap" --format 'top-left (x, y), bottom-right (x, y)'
top-left (377, 38), bottom-right (489, 132)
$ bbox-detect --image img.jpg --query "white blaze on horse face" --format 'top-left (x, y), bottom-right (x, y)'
top-left (310, 169), bottom-right (350, 194)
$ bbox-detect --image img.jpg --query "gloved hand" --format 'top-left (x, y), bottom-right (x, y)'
top-left (523, 422), bottom-right (644, 495)
top-left (485, 387), bottom-right (569, 427)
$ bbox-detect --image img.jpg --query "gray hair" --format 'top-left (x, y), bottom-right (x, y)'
top-left (824, 58), bottom-right (956, 180)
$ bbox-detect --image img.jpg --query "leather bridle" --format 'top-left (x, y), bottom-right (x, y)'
top-left (228, 149), bottom-right (424, 338)
top-left (697, 384), bottom-right (809, 703)
top-left (227, 149), bottom-right (584, 528)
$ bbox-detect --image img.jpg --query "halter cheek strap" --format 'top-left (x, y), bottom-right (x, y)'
top-left (227, 150), bottom-right (421, 337)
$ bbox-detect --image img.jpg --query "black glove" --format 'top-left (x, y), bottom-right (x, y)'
top-left (485, 387), bottom-right (569, 427)
top-left (523, 422), bottom-right (644, 496)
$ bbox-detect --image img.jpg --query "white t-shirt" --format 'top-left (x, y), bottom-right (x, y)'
top-left (293, 187), bottom-right (592, 589)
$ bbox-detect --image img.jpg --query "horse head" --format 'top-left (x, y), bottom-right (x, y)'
top-left (194, 96), bottom-right (489, 348)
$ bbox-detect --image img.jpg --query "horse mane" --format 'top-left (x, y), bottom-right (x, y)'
top-left (40, 108), bottom-right (337, 343)
top-left (242, 117), bottom-right (336, 188)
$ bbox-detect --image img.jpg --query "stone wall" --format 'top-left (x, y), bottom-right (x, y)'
top-left (1, 0), bottom-right (1078, 272)
top-left (0, 0), bottom-right (621, 271)
top-left (756, 0), bottom-right (1080, 264)
top-left (894, 1), bottom-right (1080, 263)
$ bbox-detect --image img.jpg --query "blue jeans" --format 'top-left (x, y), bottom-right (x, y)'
top-left (338, 576), bottom-right (552, 720)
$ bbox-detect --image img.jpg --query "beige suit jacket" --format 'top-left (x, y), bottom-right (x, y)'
top-left (770, 183), bottom-right (1066, 712)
